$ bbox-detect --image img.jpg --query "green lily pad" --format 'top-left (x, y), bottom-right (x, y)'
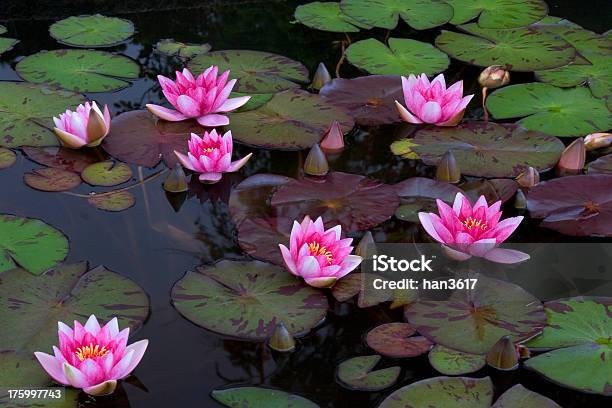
top-left (366, 323), bottom-right (433, 358)
top-left (531, 16), bottom-right (612, 58)
top-left (394, 177), bottom-right (463, 223)
top-left (212, 387), bottom-right (319, 408)
top-left (81, 161), bottom-right (132, 187)
top-left (486, 83), bottom-right (612, 136)
top-left (492, 384), bottom-right (562, 408)
top-left (232, 92), bottom-right (274, 112)
top-left (0, 37), bottom-right (18, 55)
top-left (340, 0), bottom-right (453, 30)
top-left (189, 50), bottom-right (308, 94)
top-left (17, 49), bottom-right (140, 92)
top-left (0, 262), bottom-right (149, 352)
top-left (444, 0), bottom-right (548, 28)
top-left (587, 154), bottom-right (612, 174)
top-left (535, 54), bottom-right (611, 99)
top-left (435, 24), bottom-right (575, 71)
top-left (171, 260), bottom-right (328, 340)
top-left (378, 376), bottom-right (494, 408)
top-left (337, 355), bottom-right (400, 391)
top-left (88, 190), bottom-right (135, 212)
top-left (346, 38), bottom-right (449, 76)
top-left (49, 14), bottom-right (134, 47)
top-left (23, 168), bottom-right (81, 192)
top-left (405, 122), bottom-right (564, 177)
top-left (228, 89), bottom-right (354, 150)
top-left (0, 25), bottom-right (5, 35)
top-left (294, 2), bottom-right (370, 32)
top-left (404, 276), bottom-right (545, 354)
top-left (23, 146), bottom-right (102, 173)
top-left (0, 82), bottom-right (86, 148)
top-left (0, 214), bottom-right (68, 275)
top-left (155, 39), bottom-right (211, 59)
top-left (428, 345), bottom-right (486, 375)
top-left (0, 148), bottom-right (16, 169)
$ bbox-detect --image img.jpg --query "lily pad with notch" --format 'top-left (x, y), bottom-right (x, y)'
top-left (294, 2), bottom-right (370, 32)
top-left (394, 177), bottom-right (463, 223)
top-left (23, 146), bottom-right (103, 173)
top-left (340, 0), bottom-right (453, 30)
top-left (336, 355), bottom-right (400, 391)
top-left (0, 37), bottom-right (18, 55)
top-left (81, 161), bottom-right (132, 187)
top-left (444, 0), bottom-right (548, 28)
top-left (23, 168), bottom-right (81, 192)
top-left (492, 384), bottom-right (563, 407)
top-left (49, 14), bottom-right (134, 47)
top-left (155, 39), bottom-right (211, 59)
top-left (366, 323), bottom-right (433, 358)
top-left (428, 345), bottom-right (486, 375)
top-left (587, 154), bottom-right (612, 174)
top-left (211, 387), bottom-right (319, 408)
top-left (88, 190), bottom-right (136, 212)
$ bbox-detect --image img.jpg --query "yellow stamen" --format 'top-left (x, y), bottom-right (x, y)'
top-left (75, 343), bottom-right (109, 361)
top-left (203, 147), bottom-right (215, 153)
top-left (463, 217), bottom-right (488, 231)
top-left (308, 241), bottom-right (333, 264)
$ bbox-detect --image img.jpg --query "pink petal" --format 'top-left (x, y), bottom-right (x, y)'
top-left (196, 114), bottom-right (230, 127)
top-left (109, 349), bottom-right (134, 379)
top-left (63, 363), bottom-right (90, 388)
top-left (84, 315), bottom-right (101, 335)
top-left (431, 73), bottom-right (446, 91)
top-left (226, 153), bottom-right (253, 172)
top-left (420, 101), bottom-right (443, 124)
top-left (418, 212), bottom-right (450, 244)
top-left (53, 128), bottom-right (86, 149)
top-left (441, 245), bottom-right (472, 261)
top-left (174, 151), bottom-right (197, 172)
top-left (216, 96), bottom-right (251, 112)
top-left (305, 276), bottom-right (338, 288)
top-left (198, 172), bottom-right (223, 182)
top-left (83, 380), bottom-right (117, 396)
top-left (145, 104), bottom-right (188, 121)
top-left (468, 238), bottom-right (497, 257)
top-left (298, 256), bottom-right (321, 278)
top-left (483, 248), bottom-right (530, 264)
top-left (117, 340), bottom-right (148, 379)
top-left (395, 101), bottom-right (423, 124)
top-left (176, 95), bottom-right (201, 117)
top-left (34, 352), bottom-right (69, 385)
top-left (279, 244), bottom-right (298, 274)
top-left (338, 255), bottom-right (362, 278)
top-left (488, 216), bottom-right (524, 243)
top-left (212, 79), bottom-right (237, 111)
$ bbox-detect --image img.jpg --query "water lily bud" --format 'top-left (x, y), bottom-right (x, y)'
top-left (304, 143), bottom-right (329, 176)
top-left (320, 120), bottom-right (345, 153)
top-left (515, 166), bottom-right (539, 188)
top-left (514, 189), bottom-right (527, 210)
top-left (356, 231), bottom-right (376, 258)
top-left (584, 132), bottom-right (612, 151)
top-left (557, 138), bottom-right (586, 175)
top-left (310, 62), bottom-right (332, 91)
top-left (486, 335), bottom-right (519, 371)
top-left (435, 151), bottom-right (461, 183)
top-left (163, 164), bottom-right (189, 193)
top-left (268, 322), bottom-right (296, 352)
top-left (478, 65), bottom-right (510, 89)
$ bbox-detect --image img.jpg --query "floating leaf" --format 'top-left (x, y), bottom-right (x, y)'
top-left (88, 190), bottom-right (135, 212)
top-left (394, 177), bottom-right (463, 222)
top-left (486, 83), bottom-right (612, 137)
top-left (436, 25), bottom-right (575, 71)
top-left (228, 173), bottom-right (292, 226)
top-left (212, 387), bottom-right (319, 408)
top-left (228, 89), bottom-right (354, 150)
top-left (23, 167), bottom-right (81, 192)
top-left (0, 37), bottom-right (18, 55)
top-left (103, 110), bottom-right (202, 167)
top-left (340, 0), bottom-right (453, 30)
top-left (49, 14), bottom-right (134, 47)
top-left (23, 146), bottom-right (102, 173)
top-left (0, 262), bottom-right (149, 352)
top-left (428, 345), bottom-right (486, 375)
top-left (232, 91), bottom-right (274, 112)
top-left (17, 49), bottom-right (140, 92)
top-left (155, 38), bottom-right (211, 59)
top-left (319, 75), bottom-right (403, 125)
top-left (331, 273), bottom-right (362, 302)
top-left (172, 260), bottom-right (328, 340)
top-left (0, 148), bottom-right (16, 169)
top-left (587, 154), bottom-right (612, 174)
top-left (406, 122), bottom-right (563, 177)
top-left (461, 179), bottom-right (519, 204)
top-left (444, 0), bottom-right (548, 28)
top-left (337, 355), bottom-right (400, 391)
top-left (189, 50), bottom-right (308, 94)
top-left (366, 323), bottom-right (433, 358)
top-left (378, 376), bottom-right (493, 408)
top-left (390, 138), bottom-right (420, 160)
top-left (294, 2), bottom-right (369, 32)
top-left (536, 55), bottom-right (611, 99)
top-left (531, 16), bottom-right (612, 58)
top-left (346, 38), bottom-right (449, 76)
top-left (237, 217), bottom-right (290, 265)
top-left (271, 172), bottom-right (399, 231)
top-left (492, 384), bottom-right (562, 407)
top-left (81, 161), bottom-right (132, 186)
top-left (526, 175), bottom-right (612, 237)
top-left (404, 276), bottom-right (545, 354)
top-left (0, 214), bottom-right (68, 275)
top-left (0, 82), bottom-right (86, 148)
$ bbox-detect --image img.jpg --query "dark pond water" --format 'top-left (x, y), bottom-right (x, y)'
top-left (0, 1), bottom-right (611, 407)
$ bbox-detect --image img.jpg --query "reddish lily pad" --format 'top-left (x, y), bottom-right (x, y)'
top-left (492, 384), bottom-right (562, 407)
top-left (404, 275), bottom-right (546, 354)
top-left (394, 177), bottom-right (463, 223)
top-left (319, 75), bottom-right (403, 125)
top-left (228, 89), bottom-right (354, 150)
top-left (407, 122), bottom-right (564, 178)
top-left (81, 161), bottom-right (132, 186)
top-left (526, 175), bottom-right (612, 237)
top-left (102, 110), bottom-right (203, 168)
top-left (211, 387), bottom-right (319, 408)
top-left (366, 323), bottom-right (433, 358)
top-left (271, 172), bottom-right (399, 231)
top-left (0, 262), bottom-right (149, 353)
top-left (587, 154), bottom-right (612, 174)
top-left (378, 376), bottom-right (494, 408)
top-left (461, 179), bottom-right (519, 204)
top-left (88, 190), bottom-right (136, 212)
top-left (23, 146), bottom-right (102, 173)
top-left (171, 260), bottom-right (328, 340)
top-left (336, 355), bottom-right (400, 391)
top-left (428, 345), bottom-right (486, 375)
top-left (23, 167), bottom-right (81, 192)
top-left (236, 217), bottom-right (291, 265)
top-left (228, 173), bottom-right (292, 226)
top-left (0, 148), bottom-right (16, 169)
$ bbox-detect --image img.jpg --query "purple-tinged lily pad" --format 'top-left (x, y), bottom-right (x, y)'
top-left (228, 173), bottom-right (291, 226)
top-left (526, 175), bottom-right (612, 237)
top-left (23, 167), bottom-right (81, 192)
top-left (461, 179), bottom-right (519, 204)
top-left (404, 276), bottom-right (545, 354)
top-left (271, 172), bottom-right (399, 231)
top-left (378, 376), bottom-right (494, 408)
top-left (0, 148), bottom-right (16, 169)
top-left (23, 146), bottom-right (103, 173)
top-left (394, 177), bottom-right (463, 223)
top-left (0, 262), bottom-right (149, 353)
top-left (102, 110), bottom-right (203, 168)
top-left (336, 355), bottom-right (400, 391)
top-left (319, 75), bottom-right (403, 126)
top-left (492, 384), bottom-right (562, 408)
top-left (587, 154), bottom-right (612, 174)
top-left (366, 323), bottom-right (433, 358)
top-left (88, 190), bottom-right (135, 212)
top-left (428, 345), bottom-right (486, 375)
top-left (236, 217), bottom-right (291, 266)
top-left (171, 260), bottom-right (328, 340)
top-left (332, 273), bottom-right (363, 302)
top-left (81, 161), bottom-right (132, 186)
top-left (211, 387), bottom-right (319, 408)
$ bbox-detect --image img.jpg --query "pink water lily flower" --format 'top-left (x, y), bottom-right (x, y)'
top-left (146, 66), bottom-right (250, 127)
top-left (174, 129), bottom-right (252, 183)
top-left (53, 102), bottom-right (111, 149)
top-left (279, 216), bottom-right (362, 288)
top-left (418, 193), bottom-right (529, 264)
top-left (34, 315), bottom-right (148, 396)
top-left (395, 73), bottom-right (473, 126)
